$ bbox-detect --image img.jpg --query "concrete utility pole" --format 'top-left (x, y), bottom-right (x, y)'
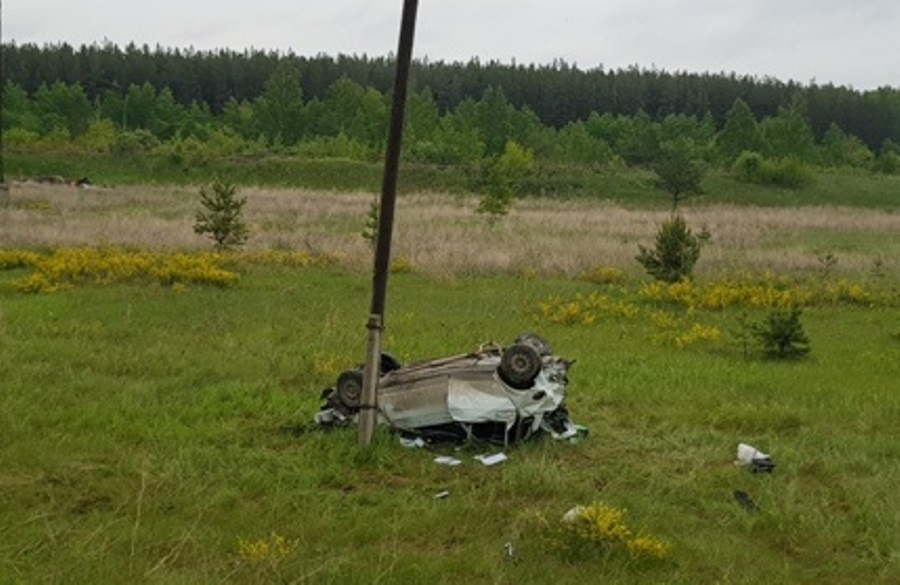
top-left (358, 0), bottom-right (419, 447)
top-left (0, 3), bottom-right (7, 197)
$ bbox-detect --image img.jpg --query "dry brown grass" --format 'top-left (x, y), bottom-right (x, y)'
top-left (3, 181), bottom-right (898, 279)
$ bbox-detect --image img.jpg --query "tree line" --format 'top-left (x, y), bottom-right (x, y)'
top-left (3, 41), bottom-right (899, 150)
top-left (3, 44), bottom-right (899, 182)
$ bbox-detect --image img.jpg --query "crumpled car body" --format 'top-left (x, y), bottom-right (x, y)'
top-left (315, 334), bottom-right (577, 444)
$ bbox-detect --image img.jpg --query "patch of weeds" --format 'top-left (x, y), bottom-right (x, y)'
top-left (542, 501), bottom-right (671, 563)
top-left (579, 265), bottom-right (626, 286)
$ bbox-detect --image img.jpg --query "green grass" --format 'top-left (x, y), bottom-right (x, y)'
top-left (6, 151), bottom-right (900, 210)
top-left (1, 262), bottom-right (898, 583)
top-left (3, 151), bottom-right (473, 197)
top-left (701, 168), bottom-right (900, 209)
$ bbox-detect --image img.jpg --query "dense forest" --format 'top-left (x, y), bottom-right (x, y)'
top-left (2, 41), bottom-right (899, 181)
top-left (4, 42), bottom-right (900, 146)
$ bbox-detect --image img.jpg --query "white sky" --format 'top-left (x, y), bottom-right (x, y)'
top-left (3, 0), bottom-right (899, 90)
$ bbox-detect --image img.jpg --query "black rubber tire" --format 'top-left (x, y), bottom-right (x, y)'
top-left (499, 343), bottom-right (542, 389)
top-left (336, 369), bottom-right (364, 409)
top-left (380, 353), bottom-right (402, 374)
top-left (514, 332), bottom-right (552, 356)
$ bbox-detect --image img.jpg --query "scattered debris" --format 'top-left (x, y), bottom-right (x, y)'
top-left (474, 452), bottom-right (508, 466)
top-left (735, 443), bottom-right (776, 473)
top-left (503, 541), bottom-right (517, 563)
top-left (28, 175), bottom-right (93, 188)
top-left (400, 436), bottom-right (426, 448)
top-left (433, 455), bottom-right (463, 467)
top-left (733, 490), bottom-right (759, 512)
top-left (315, 333), bottom-right (578, 446)
top-left (561, 505), bottom-right (585, 524)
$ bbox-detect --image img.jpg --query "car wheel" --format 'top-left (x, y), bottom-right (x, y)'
top-left (336, 369), bottom-right (363, 408)
top-left (499, 343), bottom-right (542, 389)
top-left (514, 332), bottom-right (552, 356)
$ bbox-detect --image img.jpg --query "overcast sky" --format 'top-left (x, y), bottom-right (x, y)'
top-left (3, 0), bottom-right (898, 90)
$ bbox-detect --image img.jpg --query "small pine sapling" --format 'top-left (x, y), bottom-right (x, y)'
top-left (752, 308), bottom-right (811, 360)
top-left (636, 214), bottom-right (708, 283)
top-left (194, 180), bottom-right (249, 250)
top-left (362, 198), bottom-right (379, 250)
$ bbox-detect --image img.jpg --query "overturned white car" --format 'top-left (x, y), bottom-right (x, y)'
top-left (315, 334), bottom-right (577, 444)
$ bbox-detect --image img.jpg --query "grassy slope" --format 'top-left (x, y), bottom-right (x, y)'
top-left (1, 264), bottom-right (898, 583)
top-left (1, 162), bottom-right (898, 582)
top-left (6, 151), bottom-right (900, 209)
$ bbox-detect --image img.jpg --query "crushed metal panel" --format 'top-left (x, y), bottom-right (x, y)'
top-left (381, 353), bottom-right (481, 384)
top-left (446, 377), bottom-right (517, 425)
top-left (379, 374), bottom-right (453, 428)
top-left (509, 361), bottom-right (567, 418)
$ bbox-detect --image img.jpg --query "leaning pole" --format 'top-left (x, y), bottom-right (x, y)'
top-left (359, 0), bottom-right (420, 447)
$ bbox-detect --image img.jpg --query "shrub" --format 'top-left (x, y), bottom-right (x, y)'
top-left (579, 266), bottom-right (626, 286)
top-left (160, 135), bottom-right (213, 166)
top-left (8, 247), bottom-right (239, 292)
top-left (752, 308), bottom-right (811, 360)
top-left (390, 256), bottom-right (414, 274)
top-left (194, 181), bottom-right (249, 250)
top-left (476, 140), bottom-right (535, 224)
top-left (111, 129), bottom-right (160, 157)
top-left (763, 157), bottom-right (815, 188)
top-left (652, 138), bottom-right (705, 209)
top-left (636, 214), bottom-right (707, 283)
top-left (361, 198), bottom-right (378, 250)
top-left (558, 502), bottom-right (670, 562)
top-left (293, 133), bottom-right (376, 161)
top-left (75, 119), bottom-right (118, 152)
top-left (731, 151), bottom-right (765, 183)
top-left (2, 127), bottom-right (42, 151)
top-left (731, 151), bottom-right (814, 188)
top-left (872, 151), bottom-right (900, 175)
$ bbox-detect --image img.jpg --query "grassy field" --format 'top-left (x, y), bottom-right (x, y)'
top-left (1, 180), bottom-right (899, 583)
top-left (4, 181), bottom-right (900, 279)
top-left (6, 151), bottom-right (900, 208)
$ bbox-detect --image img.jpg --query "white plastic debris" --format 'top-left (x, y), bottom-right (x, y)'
top-left (474, 452), bottom-right (508, 466)
top-left (736, 443), bottom-right (768, 464)
top-left (313, 410), bottom-right (335, 425)
top-left (434, 490), bottom-right (450, 499)
top-left (735, 443), bottom-right (776, 473)
top-left (434, 455), bottom-right (463, 466)
top-left (561, 505), bottom-right (585, 524)
top-left (503, 541), bottom-right (517, 562)
top-left (400, 436), bottom-right (426, 448)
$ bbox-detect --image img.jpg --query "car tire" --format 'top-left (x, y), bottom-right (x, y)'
top-left (336, 369), bottom-right (364, 409)
top-left (499, 343), bottom-right (542, 389)
top-left (514, 332), bottom-right (552, 357)
top-left (380, 353), bottom-right (402, 374)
